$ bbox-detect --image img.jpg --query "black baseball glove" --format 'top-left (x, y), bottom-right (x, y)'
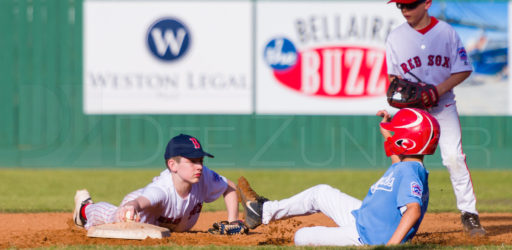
top-left (207, 220), bottom-right (249, 235)
top-left (386, 77), bottom-right (439, 109)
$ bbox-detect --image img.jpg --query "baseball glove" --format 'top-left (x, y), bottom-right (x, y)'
top-left (386, 77), bottom-right (439, 109)
top-left (207, 220), bottom-right (249, 235)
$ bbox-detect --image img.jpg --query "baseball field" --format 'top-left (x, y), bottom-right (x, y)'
top-left (1, 169), bottom-right (511, 249)
top-left (2, 0), bottom-right (511, 248)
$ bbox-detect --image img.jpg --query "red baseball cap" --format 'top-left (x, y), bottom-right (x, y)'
top-left (387, 0), bottom-right (420, 3)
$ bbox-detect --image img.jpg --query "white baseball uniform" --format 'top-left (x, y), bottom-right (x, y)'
top-left (386, 17), bottom-right (477, 214)
top-left (84, 166), bottom-right (228, 231)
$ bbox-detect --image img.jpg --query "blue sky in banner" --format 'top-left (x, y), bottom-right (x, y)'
top-left (430, 2), bottom-right (508, 76)
top-left (430, 2), bottom-right (507, 47)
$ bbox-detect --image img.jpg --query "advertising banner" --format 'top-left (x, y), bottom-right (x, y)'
top-left (84, 1), bottom-right (252, 114)
top-left (256, 2), bottom-right (404, 114)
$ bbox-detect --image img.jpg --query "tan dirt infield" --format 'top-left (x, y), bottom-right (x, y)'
top-left (1, 212), bottom-right (512, 248)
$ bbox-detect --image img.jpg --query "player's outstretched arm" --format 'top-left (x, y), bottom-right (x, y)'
top-left (386, 202), bottom-right (421, 245)
top-left (115, 196), bottom-right (151, 222)
top-left (223, 179), bottom-right (239, 222)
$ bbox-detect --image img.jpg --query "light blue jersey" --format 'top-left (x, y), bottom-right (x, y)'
top-left (352, 161), bottom-right (429, 245)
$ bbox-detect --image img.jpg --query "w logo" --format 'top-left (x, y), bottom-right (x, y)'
top-left (147, 18), bottom-right (191, 62)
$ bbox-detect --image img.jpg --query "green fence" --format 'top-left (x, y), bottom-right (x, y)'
top-left (1, 0), bottom-right (511, 169)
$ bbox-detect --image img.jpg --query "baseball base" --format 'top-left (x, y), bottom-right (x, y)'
top-left (87, 222), bottom-right (170, 240)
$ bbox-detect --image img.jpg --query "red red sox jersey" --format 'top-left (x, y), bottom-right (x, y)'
top-left (385, 17), bottom-right (473, 105)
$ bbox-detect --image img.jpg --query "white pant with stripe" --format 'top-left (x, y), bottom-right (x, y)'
top-left (83, 189), bottom-right (142, 229)
top-left (262, 184), bottom-right (363, 246)
top-left (431, 102), bottom-right (477, 214)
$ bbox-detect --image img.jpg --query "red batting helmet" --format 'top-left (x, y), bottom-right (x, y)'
top-left (380, 108), bottom-right (440, 156)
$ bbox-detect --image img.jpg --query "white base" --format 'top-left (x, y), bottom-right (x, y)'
top-left (87, 222), bottom-right (171, 240)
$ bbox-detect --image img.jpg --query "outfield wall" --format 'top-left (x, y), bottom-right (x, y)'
top-left (1, 0), bottom-right (511, 169)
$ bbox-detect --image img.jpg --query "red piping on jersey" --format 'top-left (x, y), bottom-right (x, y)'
top-left (417, 16), bottom-right (439, 34)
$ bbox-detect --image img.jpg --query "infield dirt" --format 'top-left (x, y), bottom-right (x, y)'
top-left (1, 211), bottom-right (511, 248)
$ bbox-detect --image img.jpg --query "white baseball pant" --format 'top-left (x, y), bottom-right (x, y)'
top-left (430, 102), bottom-right (477, 214)
top-left (83, 190), bottom-right (141, 229)
top-left (262, 184), bottom-right (363, 246)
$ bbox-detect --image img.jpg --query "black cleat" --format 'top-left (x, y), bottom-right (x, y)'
top-left (242, 197), bottom-right (268, 229)
top-left (461, 212), bottom-right (486, 236)
top-left (237, 177), bottom-right (268, 229)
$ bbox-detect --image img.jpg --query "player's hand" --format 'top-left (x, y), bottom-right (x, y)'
top-left (377, 110), bottom-right (391, 123)
top-left (388, 75), bottom-right (402, 83)
top-left (377, 110), bottom-right (392, 140)
top-left (116, 205), bottom-right (140, 222)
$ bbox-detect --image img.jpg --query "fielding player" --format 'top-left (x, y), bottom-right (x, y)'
top-left (385, 0), bottom-right (485, 235)
top-left (239, 108), bottom-right (440, 246)
top-left (72, 134), bottom-right (241, 232)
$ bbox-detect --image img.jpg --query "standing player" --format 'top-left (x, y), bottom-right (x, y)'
top-left (385, 0), bottom-right (485, 236)
top-left (72, 134), bottom-right (241, 232)
top-left (239, 108), bottom-right (440, 246)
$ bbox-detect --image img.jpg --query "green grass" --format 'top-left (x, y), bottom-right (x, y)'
top-left (0, 168), bottom-right (510, 213)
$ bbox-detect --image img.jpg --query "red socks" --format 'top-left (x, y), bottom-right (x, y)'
top-left (81, 203), bottom-right (91, 221)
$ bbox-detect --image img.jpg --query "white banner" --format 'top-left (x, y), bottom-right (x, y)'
top-left (256, 2), bottom-right (404, 114)
top-left (84, 0), bottom-right (252, 114)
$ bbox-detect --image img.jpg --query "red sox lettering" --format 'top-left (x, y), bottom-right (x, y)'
top-left (400, 55), bottom-right (450, 74)
top-left (188, 203), bottom-right (203, 219)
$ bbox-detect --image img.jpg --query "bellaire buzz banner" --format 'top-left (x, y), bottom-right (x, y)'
top-left (256, 2), bottom-right (404, 115)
